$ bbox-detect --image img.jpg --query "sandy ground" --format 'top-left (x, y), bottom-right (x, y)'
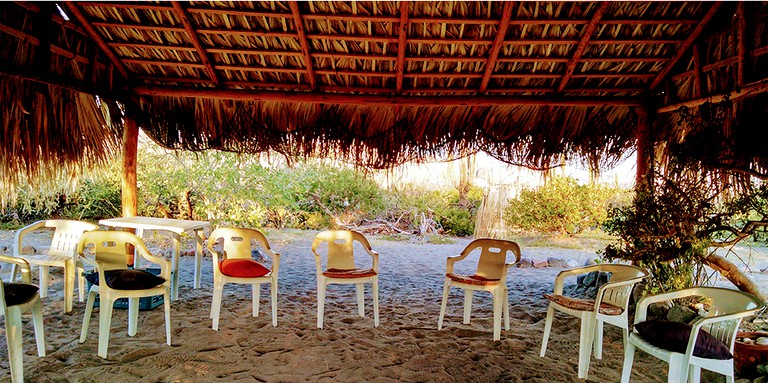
top-left (0, 228), bottom-right (764, 383)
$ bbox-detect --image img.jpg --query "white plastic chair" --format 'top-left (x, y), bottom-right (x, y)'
top-left (0, 255), bottom-right (46, 383)
top-left (437, 238), bottom-right (521, 341)
top-left (207, 227), bottom-right (280, 330)
top-left (621, 286), bottom-right (765, 383)
top-left (77, 230), bottom-right (171, 358)
top-left (12, 219), bottom-right (98, 313)
top-left (312, 230), bottom-right (379, 329)
top-left (540, 264), bottom-right (649, 380)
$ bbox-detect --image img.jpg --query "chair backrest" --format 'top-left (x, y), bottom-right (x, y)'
top-left (688, 286), bottom-right (764, 349)
top-left (207, 227), bottom-right (272, 261)
top-left (462, 239), bottom-right (521, 280)
top-left (77, 231), bottom-right (150, 271)
top-left (594, 264), bottom-right (649, 310)
top-left (312, 230), bottom-right (371, 270)
top-left (45, 220), bottom-right (99, 258)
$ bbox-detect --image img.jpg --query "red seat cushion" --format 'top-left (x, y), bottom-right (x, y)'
top-left (323, 268), bottom-right (377, 278)
top-left (446, 273), bottom-right (500, 286)
top-left (220, 259), bottom-right (270, 278)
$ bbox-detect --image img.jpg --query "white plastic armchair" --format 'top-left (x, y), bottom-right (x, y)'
top-left (207, 227), bottom-right (280, 330)
top-left (12, 220), bottom-right (98, 313)
top-left (438, 239), bottom-right (521, 341)
top-left (540, 264), bottom-right (649, 380)
top-left (0, 255), bottom-right (45, 383)
top-left (621, 286), bottom-right (765, 383)
top-left (77, 231), bottom-right (172, 358)
top-left (312, 230), bottom-right (379, 329)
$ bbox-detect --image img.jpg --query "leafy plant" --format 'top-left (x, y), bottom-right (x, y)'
top-left (503, 176), bottom-right (628, 236)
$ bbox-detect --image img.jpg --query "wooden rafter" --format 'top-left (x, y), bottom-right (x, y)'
top-left (134, 85), bottom-right (641, 107)
top-left (737, 2), bottom-right (746, 86)
top-left (171, 2), bottom-right (219, 86)
top-left (692, 44), bottom-right (702, 98)
top-left (395, 1), bottom-right (409, 93)
top-left (657, 78), bottom-right (768, 113)
top-left (289, 2), bottom-right (317, 91)
top-left (64, 2), bottom-right (129, 79)
top-left (479, 1), bottom-right (513, 93)
top-left (648, 2), bottom-right (722, 91)
top-left (557, 2), bottom-right (609, 92)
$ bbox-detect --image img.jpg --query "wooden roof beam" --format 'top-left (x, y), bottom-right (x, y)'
top-left (557, 2), bottom-right (609, 92)
top-left (649, 2), bottom-right (722, 91)
top-left (171, 2), bottom-right (219, 87)
top-left (134, 85), bottom-right (641, 107)
top-left (395, 1), bottom-right (409, 93)
top-left (64, 2), bottom-right (130, 80)
top-left (658, 78), bottom-right (768, 113)
top-left (289, 2), bottom-right (317, 91)
top-left (479, 1), bottom-right (513, 93)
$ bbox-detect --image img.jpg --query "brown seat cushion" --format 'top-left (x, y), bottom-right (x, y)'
top-left (323, 268), bottom-right (377, 278)
top-left (543, 293), bottom-right (623, 315)
top-left (634, 319), bottom-right (733, 360)
top-left (446, 273), bottom-right (500, 286)
top-left (3, 283), bottom-right (39, 306)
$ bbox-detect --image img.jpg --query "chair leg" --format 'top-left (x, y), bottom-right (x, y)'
top-left (688, 365), bottom-right (701, 383)
top-left (620, 340), bottom-right (635, 383)
top-left (211, 282), bottom-right (223, 331)
top-left (97, 295), bottom-right (115, 358)
top-left (80, 289), bottom-right (97, 343)
top-left (372, 277), bottom-right (379, 328)
top-left (64, 261), bottom-right (74, 313)
top-left (593, 319), bottom-right (604, 359)
top-left (503, 287), bottom-right (510, 331)
top-left (356, 283), bottom-right (365, 318)
top-left (317, 279), bottom-right (326, 329)
top-left (540, 305), bottom-right (555, 357)
top-left (667, 357), bottom-right (686, 383)
top-left (438, 279), bottom-right (451, 330)
top-left (5, 307), bottom-right (24, 383)
top-left (128, 298), bottom-right (139, 336)
top-left (77, 267), bottom-right (86, 302)
top-left (253, 283), bottom-right (260, 317)
top-left (463, 290), bottom-right (473, 324)
top-left (577, 314), bottom-right (596, 380)
top-left (163, 290), bottom-right (172, 346)
top-left (32, 298), bottom-right (46, 357)
top-left (492, 290), bottom-right (501, 341)
top-left (270, 280), bottom-right (278, 327)
top-left (39, 266), bottom-right (49, 298)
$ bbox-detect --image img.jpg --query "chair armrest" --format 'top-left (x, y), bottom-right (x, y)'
top-left (311, 247), bottom-right (324, 274)
top-left (633, 288), bottom-right (699, 324)
top-left (135, 247), bottom-right (172, 282)
top-left (594, 275), bottom-right (646, 312)
top-left (500, 262), bottom-right (518, 280)
top-left (13, 220), bottom-right (46, 257)
top-left (368, 250), bottom-right (379, 272)
top-left (683, 310), bottom-right (759, 357)
top-left (270, 252), bottom-right (280, 277)
top-left (0, 254), bottom-right (32, 283)
top-left (445, 251), bottom-right (472, 274)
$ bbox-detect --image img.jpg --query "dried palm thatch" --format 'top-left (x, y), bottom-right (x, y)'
top-left (1, 1), bottom-right (767, 193)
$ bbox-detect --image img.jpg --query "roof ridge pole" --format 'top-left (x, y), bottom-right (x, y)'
top-left (64, 2), bottom-right (130, 80)
top-left (395, 1), bottom-right (409, 94)
top-left (556, 1), bottom-right (609, 93)
top-left (289, 2), bottom-right (317, 91)
top-left (479, 1), bottom-right (513, 94)
top-left (172, 2), bottom-right (219, 87)
top-left (648, 2), bottom-right (722, 91)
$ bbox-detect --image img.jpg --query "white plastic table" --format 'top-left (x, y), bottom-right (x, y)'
top-left (98, 217), bottom-right (210, 301)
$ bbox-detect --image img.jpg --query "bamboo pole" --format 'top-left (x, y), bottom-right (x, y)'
top-left (657, 78), bottom-right (768, 113)
top-left (121, 115), bottom-right (139, 218)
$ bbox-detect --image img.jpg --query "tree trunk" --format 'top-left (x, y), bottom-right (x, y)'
top-left (703, 253), bottom-right (766, 301)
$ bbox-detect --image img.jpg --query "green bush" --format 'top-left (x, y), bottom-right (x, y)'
top-left (503, 176), bottom-right (628, 235)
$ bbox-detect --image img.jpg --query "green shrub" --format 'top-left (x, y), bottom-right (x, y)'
top-left (503, 176), bottom-right (628, 235)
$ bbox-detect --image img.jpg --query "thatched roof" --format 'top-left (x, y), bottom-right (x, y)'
top-left (1, 1), bottom-right (768, 190)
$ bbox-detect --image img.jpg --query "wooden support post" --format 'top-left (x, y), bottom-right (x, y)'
top-left (692, 44), bottom-right (702, 98)
top-left (122, 113), bottom-right (139, 265)
top-left (737, 2), bottom-right (746, 86)
top-left (635, 106), bottom-right (652, 191)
